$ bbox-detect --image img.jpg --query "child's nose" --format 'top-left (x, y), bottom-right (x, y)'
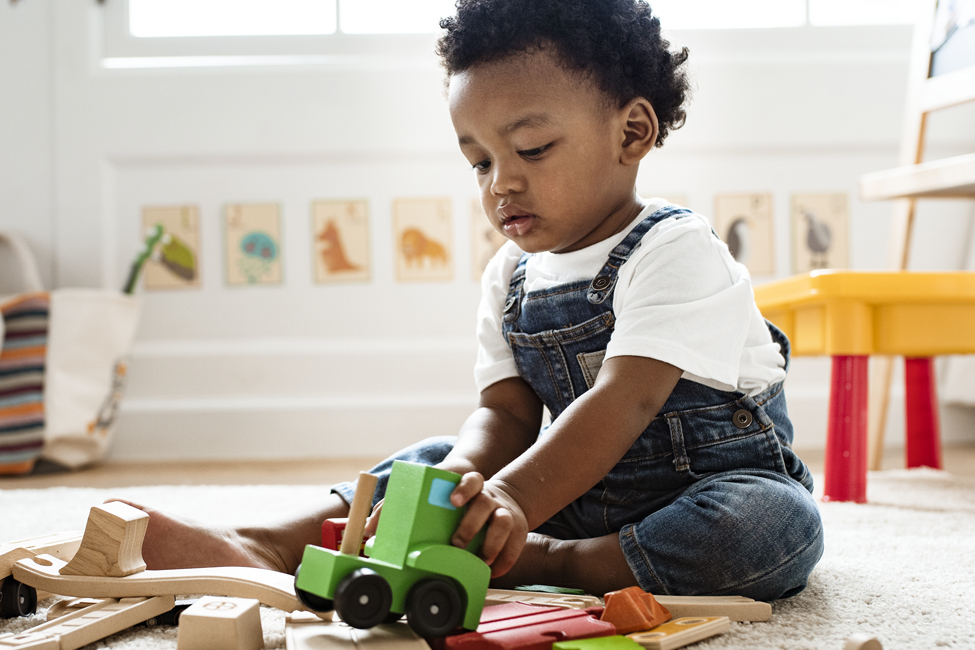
top-left (489, 162), bottom-right (526, 196)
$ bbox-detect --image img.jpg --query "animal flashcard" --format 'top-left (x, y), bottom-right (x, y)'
top-left (224, 203), bottom-right (283, 286)
top-left (140, 205), bottom-right (201, 290)
top-left (791, 193), bottom-right (849, 273)
top-left (312, 199), bottom-right (370, 283)
top-left (394, 197), bottom-right (453, 282)
top-left (713, 193), bottom-right (775, 276)
top-left (471, 199), bottom-right (508, 281)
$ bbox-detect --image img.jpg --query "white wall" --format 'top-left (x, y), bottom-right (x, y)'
top-left (1, 1), bottom-right (974, 461)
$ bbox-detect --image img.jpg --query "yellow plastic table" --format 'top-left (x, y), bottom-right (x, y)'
top-left (754, 270), bottom-right (975, 502)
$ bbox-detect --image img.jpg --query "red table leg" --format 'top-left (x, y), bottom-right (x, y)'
top-left (823, 355), bottom-right (869, 503)
top-left (904, 357), bottom-right (943, 469)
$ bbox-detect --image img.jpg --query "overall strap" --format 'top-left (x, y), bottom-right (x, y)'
top-left (587, 205), bottom-right (693, 304)
top-left (502, 253), bottom-right (530, 324)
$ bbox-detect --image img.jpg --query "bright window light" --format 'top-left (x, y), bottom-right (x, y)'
top-left (650, 0), bottom-right (806, 29)
top-left (808, 0), bottom-right (920, 26)
top-left (129, 0), bottom-right (337, 37)
top-left (339, 0), bottom-right (456, 34)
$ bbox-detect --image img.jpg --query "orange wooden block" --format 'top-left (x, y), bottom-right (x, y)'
top-left (601, 587), bottom-right (671, 635)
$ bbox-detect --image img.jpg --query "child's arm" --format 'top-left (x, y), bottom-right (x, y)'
top-left (436, 376), bottom-right (544, 479)
top-left (450, 354), bottom-right (682, 576)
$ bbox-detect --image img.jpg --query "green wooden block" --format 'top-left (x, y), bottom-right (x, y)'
top-left (554, 636), bottom-right (644, 650)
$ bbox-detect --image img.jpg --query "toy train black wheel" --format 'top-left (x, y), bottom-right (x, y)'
top-left (334, 568), bottom-right (392, 629)
top-left (294, 565), bottom-right (334, 613)
top-left (0, 577), bottom-right (38, 618)
top-left (406, 578), bottom-right (463, 638)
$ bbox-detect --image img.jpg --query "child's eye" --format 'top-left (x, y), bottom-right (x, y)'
top-left (472, 159), bottom-right (491, 173)
top-left (519, 144), bottom-right (551, 159)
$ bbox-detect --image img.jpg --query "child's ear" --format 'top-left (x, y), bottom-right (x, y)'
top-left (619, 98), bottom-right (658, 165)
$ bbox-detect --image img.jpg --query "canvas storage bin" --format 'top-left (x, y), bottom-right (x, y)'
top-left (0, 232), bottom-right (141, 474)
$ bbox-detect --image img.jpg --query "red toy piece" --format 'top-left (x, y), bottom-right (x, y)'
top-left (433, 602), bottom-right (616, 650)
top-left (320, 518), bottom-right (366, 557)
top-left (600, 587), bottom-right (671, 635)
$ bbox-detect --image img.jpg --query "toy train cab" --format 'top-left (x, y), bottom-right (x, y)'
top-left (294, 461), bottom-right (490, 637)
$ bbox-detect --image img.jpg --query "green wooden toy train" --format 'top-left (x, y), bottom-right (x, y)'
top-left (294, 461), bottom-right (491, 637)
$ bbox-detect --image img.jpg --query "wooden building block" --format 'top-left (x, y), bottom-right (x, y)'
top-left (13, 554), bottom-right (301, 613)
top-left (433, 602), bottom-right (615, 650)
top-left (650, 596), bottom-right (770, 623)
top-left (844, 634), bottom-right (883, 650)
top-left (600, 587), bottom-right (670, 634)
top-left (0, 595), bottom-right (173, 650)
top-left (177, 596), bottom-right (264, 650)
top-left (60, 503), bottom-right (148, 578)
top-left (627, 617), bottom-right (730, 650)
top-left (285, 611), bottom-right (430, 650)
top-left (484, 589), bottom-right (601, 610)
top-left (554, 636), bottom-right (643, 650)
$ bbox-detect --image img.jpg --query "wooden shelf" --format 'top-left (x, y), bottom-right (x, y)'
top-left (859, 152), bottom-right (975, 200)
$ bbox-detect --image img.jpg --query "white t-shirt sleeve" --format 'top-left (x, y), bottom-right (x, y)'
top-left (473, 241), bottom-right (522, 392)
top-left (607, 216), bottom-right (754, 391)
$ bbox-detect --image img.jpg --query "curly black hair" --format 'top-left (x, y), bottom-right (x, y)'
top-left (437, 0), bottom-right (690, 147)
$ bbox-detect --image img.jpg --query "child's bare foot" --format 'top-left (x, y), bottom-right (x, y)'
top-left (110, 499), bottom-right (289, 573)
top-left (109, 494), bottom-right (351, 575)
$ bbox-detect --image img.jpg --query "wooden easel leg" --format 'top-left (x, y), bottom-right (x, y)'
top-left (867, 356), bottom-right (896, 471)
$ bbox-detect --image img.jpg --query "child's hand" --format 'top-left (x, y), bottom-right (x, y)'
top-left (363, 499), bottom-right (384, 537)
top-left (449, 472), bottom-right (529, 578)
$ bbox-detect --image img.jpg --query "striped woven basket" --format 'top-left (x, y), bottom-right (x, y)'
top-left (0, 292), bottom-right (51, 474)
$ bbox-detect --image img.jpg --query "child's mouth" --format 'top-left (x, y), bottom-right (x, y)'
top-left (501, 209), bottom-right (536, 237)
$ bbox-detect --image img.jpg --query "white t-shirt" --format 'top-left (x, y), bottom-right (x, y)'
top-left (474, 199), bottom-right (786, 396)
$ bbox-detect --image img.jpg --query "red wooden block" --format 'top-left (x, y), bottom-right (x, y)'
top-left (434, 602), bottom-right (616, 650)
top-left (320, 518), bottom-right (367, 556)
top-left (600, 587), bottom-right (670, 634)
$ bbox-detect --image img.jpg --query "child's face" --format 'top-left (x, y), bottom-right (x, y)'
top-left (449, 49), bottom-right (648, 254)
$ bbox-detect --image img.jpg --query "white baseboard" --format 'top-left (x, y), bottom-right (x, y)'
top-left (108, 343), bottom-right (975, 461)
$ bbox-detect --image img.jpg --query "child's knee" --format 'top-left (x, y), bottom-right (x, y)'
top-left (619, 471), bottom-right (823, 600)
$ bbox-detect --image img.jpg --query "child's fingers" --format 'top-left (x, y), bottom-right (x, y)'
top-left (487, 521), bottom-right (526, 578)
top-left (450, 472), bottom-right (485, 508)
top-left (363, 499), bottom-right (384, 537)
top-left (451, 491), bottom-right (495, 548)
top-left (478, 506), bottom-right (515, 566)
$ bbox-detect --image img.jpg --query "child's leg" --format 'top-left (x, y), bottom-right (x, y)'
top-left (495, 470), bottom-right (822, 599)
top-left (121, 436), bottom-right (458, 574)
top-left (117, 493), bottom-right (351, 574)
top-left (618, 470), bottom-right (823, 600)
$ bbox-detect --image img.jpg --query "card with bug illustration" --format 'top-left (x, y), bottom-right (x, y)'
top-left (140, 205), bottom-right (202, 290)
top-left (791, 193), bottom-right (848, 273)
top-left (312, 199), bottom-right (370, 283)
top-left (713, 193), bottom-right (775, 276)
top-left (224, 203), bottom-right (283, 286)
top-left (471, 199), bottom-right (508, 281)
top-left (394, 197), bottom-right (453, 282)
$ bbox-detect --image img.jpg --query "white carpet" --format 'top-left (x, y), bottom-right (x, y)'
top-left (2, 470), bottom-right (975, 650)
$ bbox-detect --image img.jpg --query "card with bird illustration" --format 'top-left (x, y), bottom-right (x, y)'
top-left (713, 193), bottom-right (775, 277)
top-left (312, 199), bottom-right (370, 283)
top-left (471, 199), bottom-right (507, 282)
top-left (394, 197), bottom-right (453, 282)
top-left (791, 193), bottom-right (848, 273)
top-left (224, 203), bottom-right (283, 286)
top-left (140, 205), bottom-right (201, 290)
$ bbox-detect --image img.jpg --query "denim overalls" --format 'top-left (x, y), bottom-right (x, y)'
top-left (335, 206), bottom-right (824, 601)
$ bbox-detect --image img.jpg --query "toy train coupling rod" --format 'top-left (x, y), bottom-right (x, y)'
top-left (340, 472), bottom-right (379, 556)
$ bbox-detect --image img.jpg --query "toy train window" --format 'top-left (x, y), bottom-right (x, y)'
top-left (428, 478), bottom-right (459, 510)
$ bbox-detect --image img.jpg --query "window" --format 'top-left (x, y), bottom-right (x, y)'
top-left (127, 0), bottom-right (920, 37)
